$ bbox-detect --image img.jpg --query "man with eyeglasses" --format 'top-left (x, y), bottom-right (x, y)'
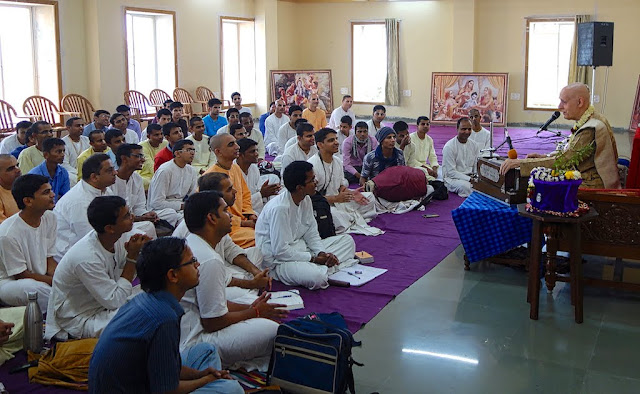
top-left (255, 161), bottom-right (358, 290)
top-left (147, 139), bottom-right (198, 227)
top-left (17, 121), bottom-right (53, 174)
top-left (46, 196), bottom-right (151, 341)
top-left (89, 236), bottom-right (243, 394)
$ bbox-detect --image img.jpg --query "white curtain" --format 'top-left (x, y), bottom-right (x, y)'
top-left (385, 18), bottom-right (400, 106)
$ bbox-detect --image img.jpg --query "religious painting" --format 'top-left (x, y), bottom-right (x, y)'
top-left (269, 70), bottom-right (333, 113)
top-left (629, 75), bottom-right (640, 130)
top-left (430, 72), bottom-right (509, 127)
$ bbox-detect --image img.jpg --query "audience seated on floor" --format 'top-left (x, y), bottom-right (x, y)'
top-left (82, 110), bottom-right (110, 137)
top-left (409, 116), bottom-right (440, 181)
top-left (264, 99), bottom-right (289, 156)
top-left (104, 129), bottom-right (125, 170)
top-left (154, 122), bottom-right (185, 171)
top-left (173, 173), bottom-right (268, 298)
top-left (54, 153), bottom-right (118, 261)
top-left (276, 105), bottom-right (303, 157)
top-left (180, 191), bottom-right (285, 371)
top-left (109, 112), bottom-right (139, 145)
top-left (468, 109), bottom-right (492, 154)
top-left (46, 196), bottom-right (151, 340)
top-left (0, 121), bottom-right (31, 155)
top-left (328, 95), bottom-right (355, 131)
top-left (360, 127), bottom-right (405, 187)
top-left (231, 91), bottom-right (251, 115)
top-left (342, 121), bottom-right (378, 185)
top-left (236, 138), bottom-right (280, 215)
top-left (239, 112), bottom-right (266, 160)
top-left (281, 122), bottom-right (319, 170)
top-left (28, 137), bottom-right (70, 202)
top-left (170, 101), bottom-right (189, 136)
top-left (186, 116), bottom-right (215, 175)
top-left (0, 154), bottom-right (20, 223)
top-left (442, 117), bottom-right (479, 198)
top-left (115, 104), bottom-right (142, 140)
top-left (366, 105), bottom-right (386, 138)
top-left (0, 175), bottom-right (56, 311)
top-left (255, 161), bottom-right (358, 290)
top-left (309, 128), bottom-right (380, 235)
top-left (202, 98), bottom-right (227, 137)
top-left (141, 108), bottom-right (172, 141)
top-left (77, 130), bottom-right (109, 181)
top-left (17, 121), bottom-right (52, 174)
top-left (337, 115), bottom-right (354, 155)
top-left (147, 139), bottom-right (198, 227)
top-left (215, 107), bottom-right (240, 136)
top-left (61, 117), bottom-right (90, 187)
top-left (302, 93), bottom-right (327, 132)
top-left (206, 134), bottom-right (256, 248)
top-left (139, 123), bottom-right (167, 189)
top-left (89, 236), bottom-right (243, 394)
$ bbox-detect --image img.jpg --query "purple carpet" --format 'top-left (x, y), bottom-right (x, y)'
top-left (0, 125), bottom-right (558, 392)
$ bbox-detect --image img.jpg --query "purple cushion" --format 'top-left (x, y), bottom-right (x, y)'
top-left (531, 179), bottom-right (582, 213)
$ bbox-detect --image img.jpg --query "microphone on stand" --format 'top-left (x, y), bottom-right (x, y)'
top-left (505, 129), bottom-right (518, 159)
top-left (536, 111), bottom-right (561, 135)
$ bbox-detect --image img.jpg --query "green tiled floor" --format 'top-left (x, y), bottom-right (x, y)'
top-left (352, 246), bottom-right (640, 394)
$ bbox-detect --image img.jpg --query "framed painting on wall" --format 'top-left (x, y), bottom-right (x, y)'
top-left (430, 72), bottom-right (509, 127)
top-left (269, 70), bottom-right (333, 113)
top-left (630, 75), bottom-right (640, 130)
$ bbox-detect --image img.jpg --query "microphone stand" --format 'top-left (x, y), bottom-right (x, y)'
top-left (480, 120), bottom-right (497, 158)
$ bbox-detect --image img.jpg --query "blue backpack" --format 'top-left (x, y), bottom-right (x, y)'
top-left (268, 312), bottom-right (363, 393)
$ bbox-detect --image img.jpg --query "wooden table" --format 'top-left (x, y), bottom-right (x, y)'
top-left (517, 204), bottom-right (598, 323)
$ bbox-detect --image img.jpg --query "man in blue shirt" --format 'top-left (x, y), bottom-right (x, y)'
top-left (259, 101), bottom-right (275, 136)
top-left (28, 138), bottom-right (69, 202)
top-left (82, 110), bottom-right (110, 137)
top-left (89, 236), bottom-right (243, 394)
top-left (202, 98), bottom-right (228, 137)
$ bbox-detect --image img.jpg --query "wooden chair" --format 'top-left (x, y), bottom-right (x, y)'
top-left (22, 96), bottom-right (79, 136)
top-left (195, 86), bottom-right (231, 113)
top-left (124, 90), bottom-right (156, 122)
top-left (173, 87), bottom-right (208, 117)
top-left (0, 99), bottom-right (41, 134)
top-left (149, 89), bottom-right (172, 110)
top-left (61, 94), bottom-right (95, 124)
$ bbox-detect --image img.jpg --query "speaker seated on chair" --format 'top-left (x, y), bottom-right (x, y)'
top-left (577, 21), bottom-right (614, 67)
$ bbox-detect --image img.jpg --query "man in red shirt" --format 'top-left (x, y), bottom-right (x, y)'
top-left (154, 123), bottom-right (184, 171)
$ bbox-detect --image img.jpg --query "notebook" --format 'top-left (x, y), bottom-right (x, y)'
top-left (328, 264), bottom-right (387, 287)
top-left (268, 289), bottom-right (304, 310)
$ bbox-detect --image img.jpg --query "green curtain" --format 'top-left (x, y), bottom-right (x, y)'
top-left (385, 18), bottom-right (400, 106)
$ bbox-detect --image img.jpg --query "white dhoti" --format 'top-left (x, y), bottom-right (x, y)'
top-left (155, 208), bottom-right (183, 227)
top-left (270, 235), bottom-right (358, 290)
top-left (80, 309), bottom-right (118, 338)
top-left (331, 192), bottom-right (382, 236)
top-left (444, 179), bottom-right (472, 197)
top-left (0, 279), bottom-right (51, 311)
top-left (126, 221), bottom-right (157, 240)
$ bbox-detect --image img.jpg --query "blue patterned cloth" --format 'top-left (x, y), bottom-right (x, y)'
top-left (452, 191), bottom-right (532, 263)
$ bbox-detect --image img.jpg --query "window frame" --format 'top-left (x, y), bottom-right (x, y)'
top-left (351, 21), bottom-right (386, 105)
top-left (219, 16), bottom-right (256, 108)
top-left (524, 17), bottom-right (575, 111)
top-left (0, 0), bottom-right (62, 106)
top-left (123, 7), bottom-right (178, 93)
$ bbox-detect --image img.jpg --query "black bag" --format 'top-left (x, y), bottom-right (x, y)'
top-left (310, 192), bottom-right (336, 239)
top-left (429, 180), bottom-right (449, 200)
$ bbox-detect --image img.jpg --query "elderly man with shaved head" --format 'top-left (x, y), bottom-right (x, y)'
top-left (500, 83), bottom-right (620, 189)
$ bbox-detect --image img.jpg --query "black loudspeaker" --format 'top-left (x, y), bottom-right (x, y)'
top-left (577, 22), bottom-right (614, 67)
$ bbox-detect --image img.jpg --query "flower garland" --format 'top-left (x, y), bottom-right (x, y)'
top-left (571, 105), bottom-right (595, 132)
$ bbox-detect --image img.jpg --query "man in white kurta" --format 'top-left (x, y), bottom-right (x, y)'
top-left (276, 107), bottom-right (302, 158)
top-left (328, 95), bottom-right (356, 130)
top-left (53, 154), bottom-right (116, 261)
top-left (45, 196), bottom-right (149, 340)
top-left (179, 192), bottom-right (282, 371)
top-left (308, 128), bottom-right (380, 236)
top-left (0, 121), bottom-right (31, 155)
top-left (239, 112), bottom-right (266, 160)
top-left (236, 138), bottom-right (280, 215)
top-left (442, 118), bottom-right (479, 197)
top-left (109, 113), bottom-right (140, 144)
top-left (365, 105), bottom-right (386, 138)
top-left (61, 117), bottom-right (90, 187)
top-left (280, 124), bottom-right (319, 171)
top-left (255, 161), bottom-right (357, 290)
top-left (409, 117), bottom-right (440, 181)
top-left (0, 175), bottom-right (57, 311)
top-left (264, 100), bottom-right (289, 156)
top-left (186, 117), bottom-right (216, 174)
top-left (468, 109), bottom-right (492, 155)
top-left (147, 140), bottom-right (199, 226)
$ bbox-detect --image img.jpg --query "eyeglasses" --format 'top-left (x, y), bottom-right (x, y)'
top-left (130, 153), bottom-right (145, 159)
top-left (175, 256), bottom-right (198, 268)
top-left (305, 177), bottom-right (317, 185)
top-left (180, 148), bottom-right (196, 153)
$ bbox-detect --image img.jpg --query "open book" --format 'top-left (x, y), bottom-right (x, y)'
top-left (328, 264), bottom-right (387, 287)
top-left (268, 289), bottom-right (304, 310)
